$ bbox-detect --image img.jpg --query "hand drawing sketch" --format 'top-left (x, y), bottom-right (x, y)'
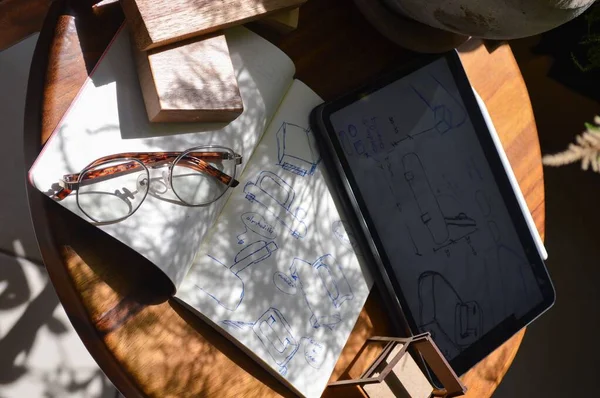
top-left (288, 254), bottom-right (354, 329)
top-left (362, 116), bottom-right (385, 155)
top-left (466, 157), bottom-right (484, 182)
top-left (441, 173), bottom-right (462, 199)
top-left (348, 124), bottom-right (358, 137)
top-left (331, 220), bottom-right (358, 250)
top-left (406, 225), bottom-right (423, 256)
top-left (222, 307), bottom-right (326, 376)
top-left (194, 240), bottom-right (278, 311)
top-left (273, 271), bottom-right (297, 295)
top-left (385, 73), bottom-right (468, 149)
top-left (486, 243), bottom-right (541, 317)
top-left (418, 271), bottom-right (483, 358)
top-left (338, 117), bottom-right (393, 161)
top-left (244, 171), bottom-right (308, 239)
top-left (304, 338), bottom-right (326, 369)
top-left (337, 124), bottom-right (362, 156)
top-left (402, 153), bottom-right (477, 251)
top-left (475, 190), bottom-right (492, 217)
top-left (254, 308), bottom-right (299, 375)
top-left (354, 140), bottom-right (366, 155)
top-left (403, 153), bottom-right (448, 244)
top-left (475, 188), bottom-right (542, 320)
top-left (487, 220), bottom-right (501, 243)
top-left (338, 131), bottom-right (354, 156)
top-left (231, 240), bottom-right (278, 274)
top-left (276, 122), bottom-right (321, 177)
top-left (236, 211), bottom-right (277, 244)
top-left (410, 73), bottom-right (467, 136)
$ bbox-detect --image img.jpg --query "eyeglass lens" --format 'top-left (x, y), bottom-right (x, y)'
top-left (77, 159), bottom-right (149, 223)
top-left (171, 148), bottom-right (237, 206)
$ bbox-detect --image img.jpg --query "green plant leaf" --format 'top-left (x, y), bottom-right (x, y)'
top-left (585, 122), bottom-right (600, 134)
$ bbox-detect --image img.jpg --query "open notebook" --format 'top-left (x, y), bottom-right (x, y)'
top-left (29, 26), bottom-right (372, 397)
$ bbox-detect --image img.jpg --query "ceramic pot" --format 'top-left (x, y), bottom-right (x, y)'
top-left (382, 0), bottom-right (595, 39)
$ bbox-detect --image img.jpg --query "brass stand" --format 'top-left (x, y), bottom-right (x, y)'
top-left (329, 333), bottom-right (467, 397)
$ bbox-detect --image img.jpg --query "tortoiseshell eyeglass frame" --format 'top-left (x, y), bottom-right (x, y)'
top-left (52, 145), bottom-right (242, 206)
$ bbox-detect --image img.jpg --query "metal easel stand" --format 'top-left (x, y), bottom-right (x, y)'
top-left (328, 333), bottom-right (467, 398)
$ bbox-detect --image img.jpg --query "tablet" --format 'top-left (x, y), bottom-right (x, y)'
top-left (310, 51), bottom-right (555, 375)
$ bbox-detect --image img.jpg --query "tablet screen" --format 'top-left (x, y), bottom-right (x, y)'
top-left (327, 57), bottom-right (548, 362)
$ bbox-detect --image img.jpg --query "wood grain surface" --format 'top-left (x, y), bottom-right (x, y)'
top-left (0, 0), bottom-right (52, 50)
top-left (133, 32), bottom-right (243, 123)
top-left (23, 0), bottom-right (545, 397)
top-left (120, 0), bottom-right (306, 50)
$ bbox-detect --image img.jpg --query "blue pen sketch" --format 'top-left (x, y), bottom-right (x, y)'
top-left (194, 240), bottom-right (278, 311)
top-left (303, 338), bottom-right (326, 369)
top-left (418, 271), bottom-right (483, 359)
top-left (244, 171), bottom-right (308, 239)
top-left (362, 117), bottom-right (385, 155)
top-left (230, 240), bottom-right (278, 275)
top-left (348, 124), bottom-right (358, 137)
top-left (402, 152), bottom-right (477, 252)
top-left (283, 254), bottom-right (354, 330)
top-left (337, 124), bottom-right (361, 157)
top-left (475, 190), bottom-right (492, 217)
top-left (354, 140), bottom-right (365, 155)
top-left (254, 308), bottom-right (299, 376)
top-left (466, 156), bottom-right (485, 182)
top-left (406, 225), bottom-right (422, 257)
top-left (473, 187), bottom-right (543, 320)
top-left (222, 307), bottom-right (326, 376)
top-left (410, 73), bottom-right (467, 135)
top-left (276, 122), bottom-right (321, 177)
top-left (222, 320), bottom-right (254, 330)
top-left (236, 211), bottom-right (277, 244)
top-left (338, 131), bottom-right (354, 156)
top-left (487, 220), bottom-right (501, 243)
top-left (331, 220), bottom-right (358, 250)
top-left (386, 73), bottom-right (468, 149)
top-left (273, 271), bottom-right (297, 295)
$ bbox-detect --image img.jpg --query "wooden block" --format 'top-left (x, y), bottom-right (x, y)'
top-left (258, 8), bottom-right (300, 33)
top-left (132, 32), bottom-right (244, 123)
top-left (120, 0), bottom-right (306, 50)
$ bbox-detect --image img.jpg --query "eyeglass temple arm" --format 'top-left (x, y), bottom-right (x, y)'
top-left (85, 151), bottom-right (242, 167)
top-left (52, 155), bottom-right (240, 201)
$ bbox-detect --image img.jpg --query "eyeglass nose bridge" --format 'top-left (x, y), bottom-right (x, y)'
top-left (137, 169), bottom-right (171, 196)
top-left (136, 173), bottom-right (149, 191)
top-left (162, 169), bottom-right (171, 187)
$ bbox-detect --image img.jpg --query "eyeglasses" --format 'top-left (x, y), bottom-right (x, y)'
top-left (51, 145), bottom-right (242, 223)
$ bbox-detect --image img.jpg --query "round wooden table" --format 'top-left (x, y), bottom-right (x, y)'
top-left (24, 0), bottom-right (545, 397)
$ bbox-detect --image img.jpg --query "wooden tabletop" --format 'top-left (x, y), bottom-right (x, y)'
top-left (23, 0), bottom-right (545, 397)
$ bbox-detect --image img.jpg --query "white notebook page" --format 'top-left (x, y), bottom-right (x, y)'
top-left (177, 80), bottom-right (373, 398)
top-left (28, 26), bottom-right (295, 287)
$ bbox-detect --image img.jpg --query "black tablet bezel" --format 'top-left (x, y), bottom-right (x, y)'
top-left (310, 51), bottom-right (555, 375)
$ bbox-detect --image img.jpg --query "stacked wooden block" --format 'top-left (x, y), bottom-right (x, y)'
top-left (120, 0), bottom-right (305, 123)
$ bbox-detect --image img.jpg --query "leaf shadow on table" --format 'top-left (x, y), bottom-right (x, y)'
top-left (39, 200), bottom-right (298, 397)
top-left (50, 219), bottom-right (299, 397)
top-left (49, 200), bottom-right (175, 305)
top-left (0, 250), bottom-right (116, 398)
top-left (170, 300), bottom-right (298, 398)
